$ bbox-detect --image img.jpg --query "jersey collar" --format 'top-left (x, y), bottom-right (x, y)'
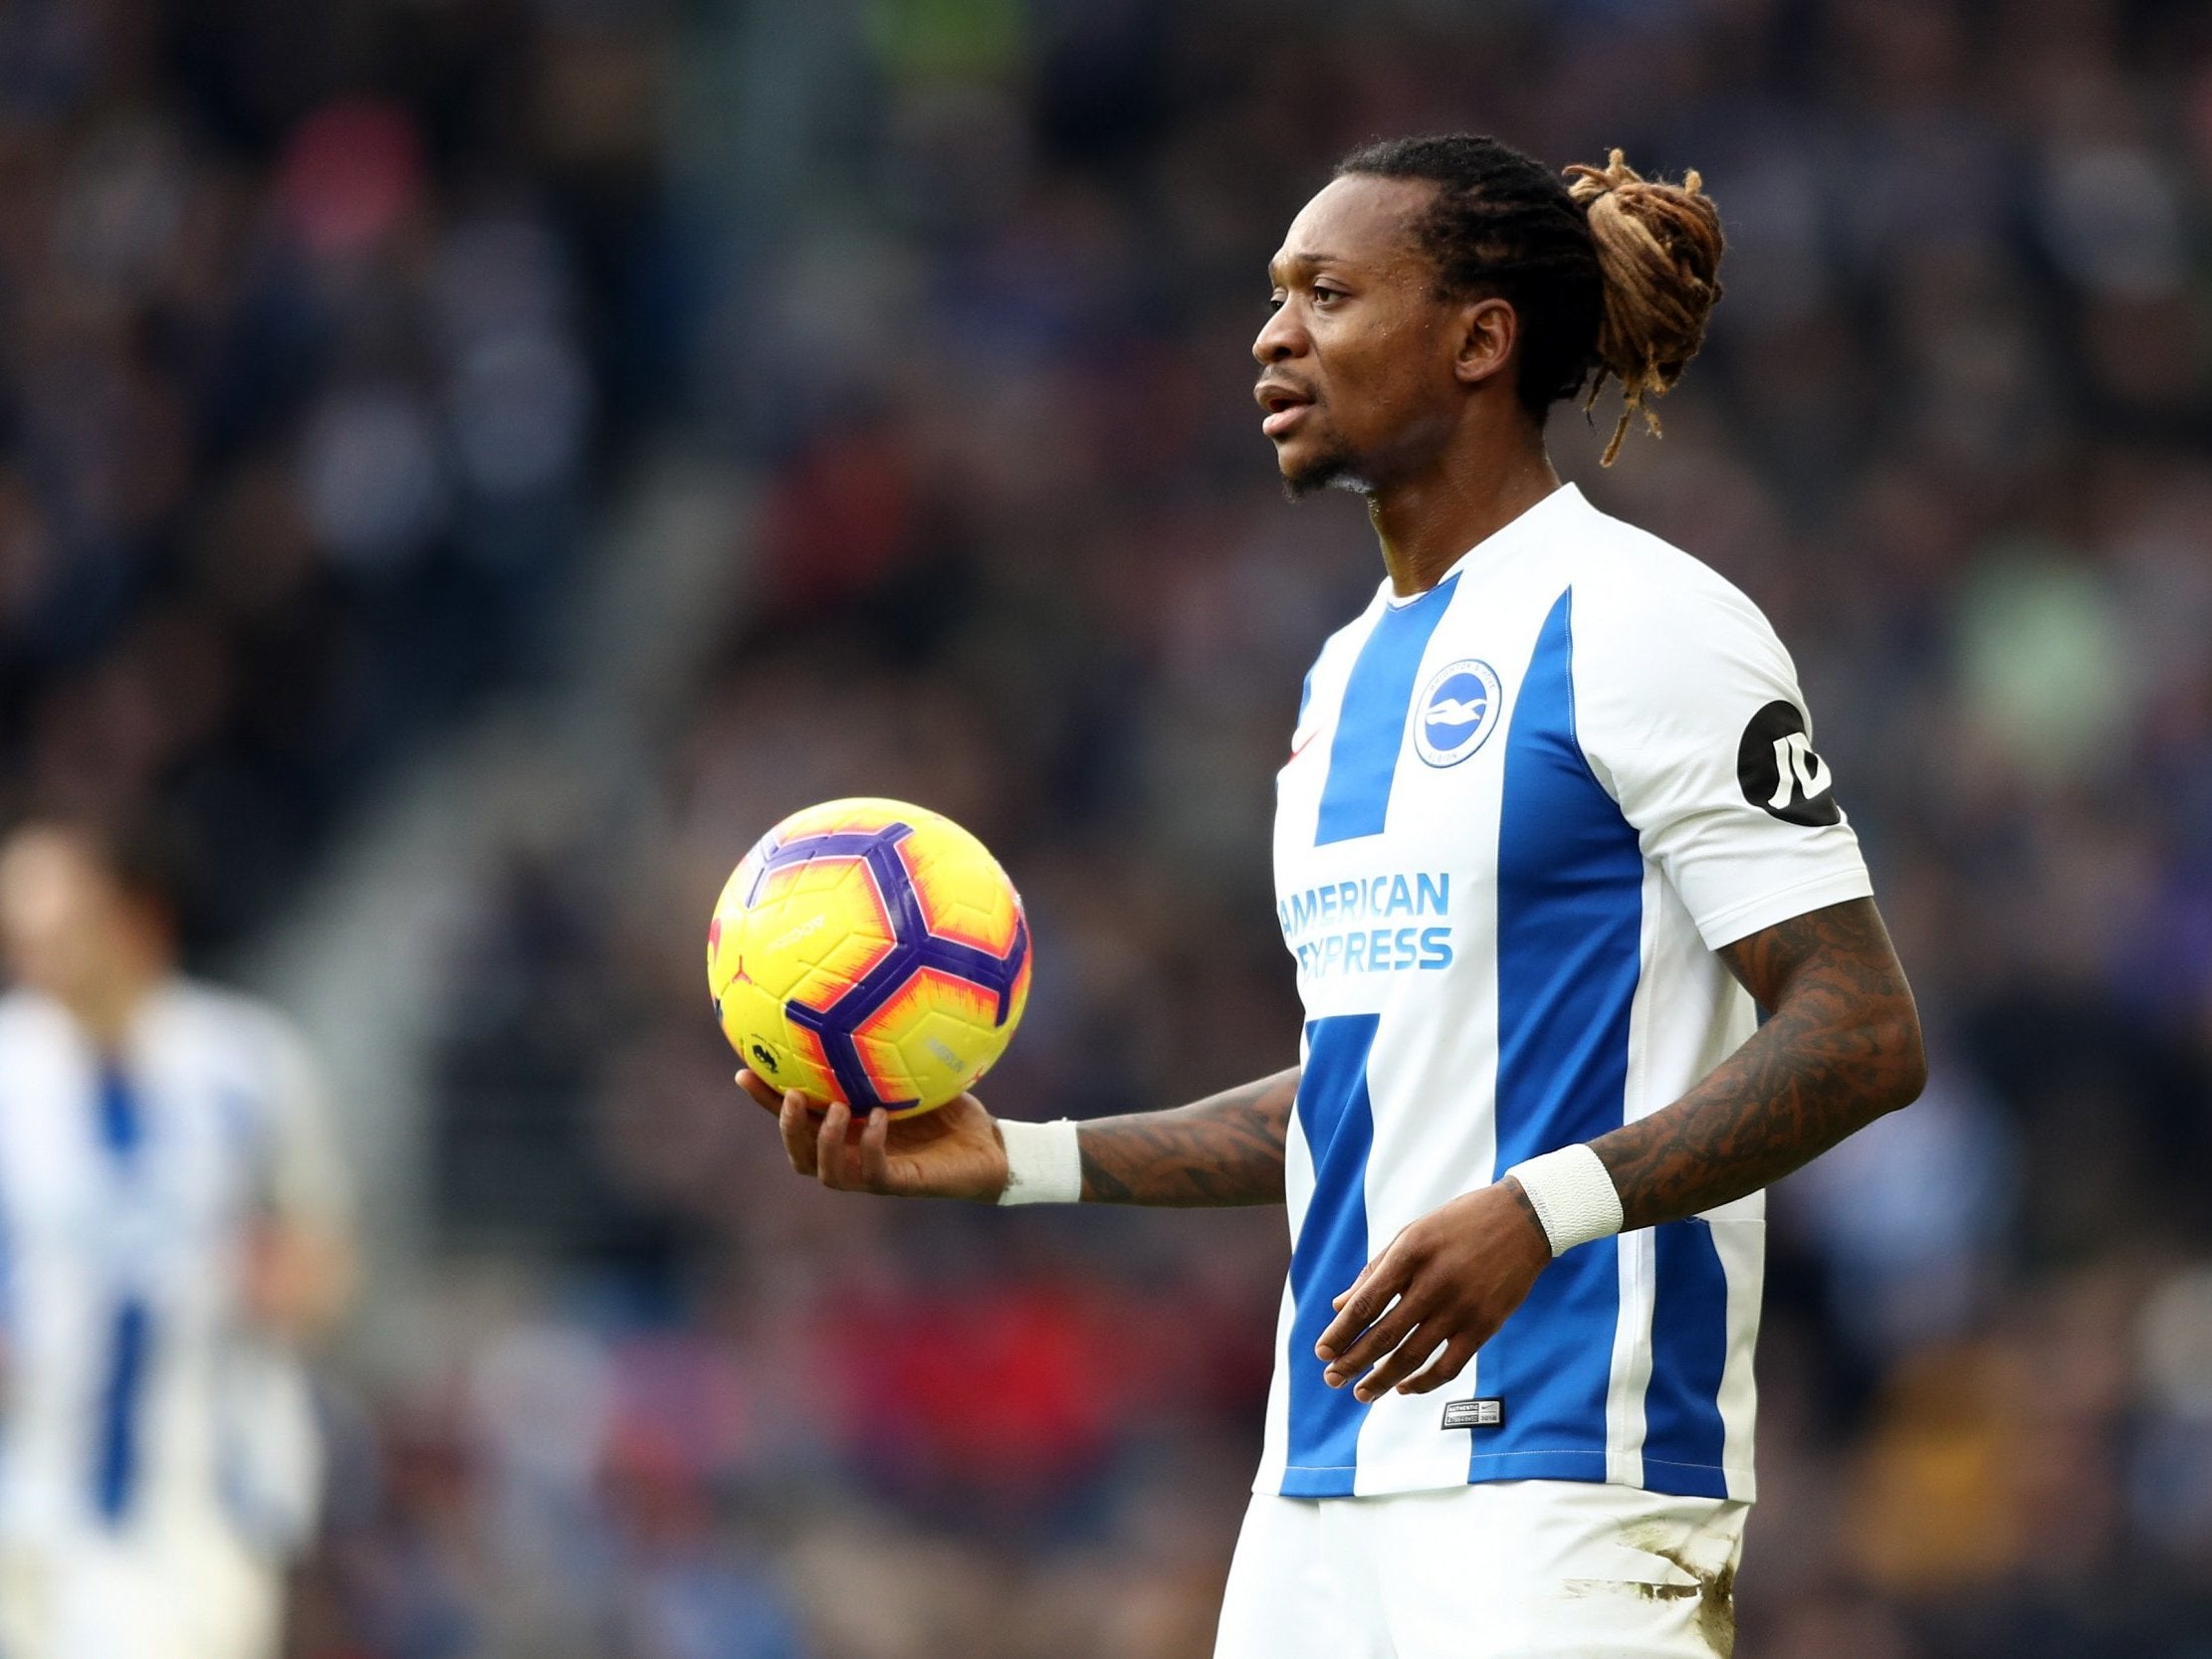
top-left (1381, 482), bottom-right (1592, 609)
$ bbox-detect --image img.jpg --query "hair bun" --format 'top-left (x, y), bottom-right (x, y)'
top-left (1563, 149), bottom-right (1724, 464)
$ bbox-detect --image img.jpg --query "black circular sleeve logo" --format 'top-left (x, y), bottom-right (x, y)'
top-left (1737, 700), bottom-right (1841, 826)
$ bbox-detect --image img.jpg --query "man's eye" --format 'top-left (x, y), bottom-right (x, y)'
top-left (1266, 294), bottom-right (1286, 312)
top-left (1312, 287), bottom-right (1345, 306)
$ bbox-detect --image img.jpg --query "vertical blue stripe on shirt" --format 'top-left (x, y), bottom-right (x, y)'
top-left (1314, 577), bottom-right (1458, 845)
top-left (97, 1061), bottom-right (142, 1160)
top-left (92, 1060), bottom-right (153, 1526)
top-left (1281, 1013), bottom-right (1380, 1496)
top-left (94, 1297), bottom-right (151, 1524)
top-left (1643, 1219), bottom-right (1733, 1496)
top-left (1473, 587), bottom-right (1644, 1488)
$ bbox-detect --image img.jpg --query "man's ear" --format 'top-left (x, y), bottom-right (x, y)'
top-left (1453, 297), bottom-right (1518, 388)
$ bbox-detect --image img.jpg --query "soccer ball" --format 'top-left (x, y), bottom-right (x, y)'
top-left (708, 798), bottom-right (1032, 1118)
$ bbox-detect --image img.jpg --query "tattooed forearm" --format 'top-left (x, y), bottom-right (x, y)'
top-left (1593, 898), bottom-right (1926, 1231)
top-left (1078, 1066), bottom-right (1300, 1206)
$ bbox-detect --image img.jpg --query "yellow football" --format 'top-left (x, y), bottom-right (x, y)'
top-left (707, 798), bottom-right (1031, 1118)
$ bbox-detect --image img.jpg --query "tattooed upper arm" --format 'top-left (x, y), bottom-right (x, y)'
top-left (1593, 897), bottom-right (1926, 1230)
top-left (1714, 896), bottom-right (1914, 1021)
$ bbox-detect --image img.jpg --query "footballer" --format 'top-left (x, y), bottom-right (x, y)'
top-left (738, 134), bottom-right (1925, 1658)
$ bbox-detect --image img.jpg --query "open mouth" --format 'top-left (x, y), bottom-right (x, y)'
top-left (1256, 382), bottom-right (1314, 437)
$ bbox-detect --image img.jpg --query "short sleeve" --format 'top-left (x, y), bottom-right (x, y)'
top-left (1573, 571), bottom-right (1874, 949)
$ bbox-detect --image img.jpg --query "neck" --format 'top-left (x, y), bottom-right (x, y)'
top-left (1367, 431), bottom-right (1561, 598)
top-left (65, 961), bottom-right (161, 1053)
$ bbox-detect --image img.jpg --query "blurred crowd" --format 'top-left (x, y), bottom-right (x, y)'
top-left (0, 0), bottom-right (668, 948)
top-left (10, 0), bottom-right (2212, 1656)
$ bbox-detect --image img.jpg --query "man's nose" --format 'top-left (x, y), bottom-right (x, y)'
top-left (1253, 303), bottom-right (1305, 365)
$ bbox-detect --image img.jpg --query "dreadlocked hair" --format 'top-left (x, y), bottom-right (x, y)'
top-left (1335, 134), bottom-right (1724, 465)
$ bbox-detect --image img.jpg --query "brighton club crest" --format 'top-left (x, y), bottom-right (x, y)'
top-left (1413, 659), bottom-right (1504, 768)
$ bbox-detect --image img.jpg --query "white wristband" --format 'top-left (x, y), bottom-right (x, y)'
top-left (995, 1117), bottom-right (1082, 1205)
top-left (1504, 1144), bottom-right (1624, 1257)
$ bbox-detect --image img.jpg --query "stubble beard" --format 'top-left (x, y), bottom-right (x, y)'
top-left (1281, 443), bottom-right (1377, 502)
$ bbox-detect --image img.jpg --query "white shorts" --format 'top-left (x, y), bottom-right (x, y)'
top-left (0, 1524), bottom-right (281, 1659)
top-left (1215, 1480), bottom-right (1747, 1659)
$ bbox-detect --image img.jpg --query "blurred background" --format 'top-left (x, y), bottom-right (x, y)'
top-left (2, 0), bottom-right (2210, 1653)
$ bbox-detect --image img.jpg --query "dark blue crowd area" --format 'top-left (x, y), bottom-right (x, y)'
top-left (0, 0), bottom-right (683, 948)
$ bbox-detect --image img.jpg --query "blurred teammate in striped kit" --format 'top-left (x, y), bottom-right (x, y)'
top-left (0, 818), bottom-right (353, 1659)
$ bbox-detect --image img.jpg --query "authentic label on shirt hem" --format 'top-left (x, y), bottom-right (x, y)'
top-left (1440, 1398), bottom-right (1504, 1430)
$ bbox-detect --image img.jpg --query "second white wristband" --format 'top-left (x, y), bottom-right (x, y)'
top-left (1504, 1143), bottom-right (1625, 1256)
top-left (995, 1117), bottom-right (1082, 1205)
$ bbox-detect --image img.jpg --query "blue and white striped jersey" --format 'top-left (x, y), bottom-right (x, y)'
top-left (1257, 484), bottom-right (1872, 1504)
top-left (0, 980), bottom-right (348, 1554)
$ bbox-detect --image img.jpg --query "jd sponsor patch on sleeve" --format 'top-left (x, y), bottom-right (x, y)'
top-left (1736, 700), bottom-right (1842, 826)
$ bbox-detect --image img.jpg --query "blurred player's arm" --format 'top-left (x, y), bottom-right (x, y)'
top-left (246, 1017), bottom-right (357, 1344)
top-left (1589, 894), bottom-right (1925, 1226)
top-left (738, 1065), bottom-right (1298, 1205)
top-left (243, 1223), bottom-right (354, 1343)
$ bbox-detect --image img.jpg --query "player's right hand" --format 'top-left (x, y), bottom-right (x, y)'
top-left (735, 1069), bottom-right (1012, 1202)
